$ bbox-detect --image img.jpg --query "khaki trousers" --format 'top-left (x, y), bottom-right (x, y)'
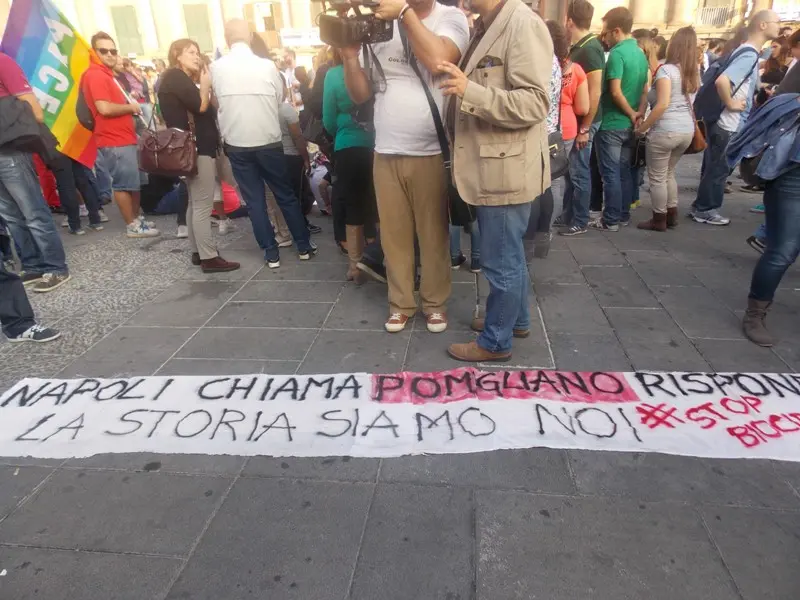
top-left (186, 155), bottom-right (217, 260)
top-left (645, 132), bottom-right (693, 213)
top-left (374, 153), bottom-right (451, 316)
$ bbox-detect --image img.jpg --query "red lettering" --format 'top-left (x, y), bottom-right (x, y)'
top-left (727, 425), bottom-right (761, 448)
top-left (721, 397), bottom-right (749, 415)
top-left (768, 414), bottom-right (800, 434)
top-left (750, 420), bottom-right (781, 439)
top-left (741, 396), bottom-right (763, 414)
top-left (685, 402), bottom-right (729, 429)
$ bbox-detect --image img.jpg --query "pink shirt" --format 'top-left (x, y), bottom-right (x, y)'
top-left (560, 62), bottom-right (587, 141)
top-left (0, 52), bottom-right (33, 98)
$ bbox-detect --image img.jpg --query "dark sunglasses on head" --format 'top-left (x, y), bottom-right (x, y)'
top-left (96, 48), bottom-right (118, 56)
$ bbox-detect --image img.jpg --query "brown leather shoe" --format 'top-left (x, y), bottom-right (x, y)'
top-left (448, 340), bottom-right (511, 362)
top-left (637, 211), bottom-right (667, 232)
top-left (201, 256), bottom-right (241, 273)
top-left (191, 252), bottom-right (201, 266)
top-left (470, 317), bottom-right (529, 338)
top-left (666, 207), bottom-right (679, 228)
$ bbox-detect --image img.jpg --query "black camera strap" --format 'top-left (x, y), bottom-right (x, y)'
top-left (398, 26), bottom-right (451, 166)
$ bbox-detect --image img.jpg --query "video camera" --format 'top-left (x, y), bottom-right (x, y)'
top-left (318, 0), bottom-right (394, 48)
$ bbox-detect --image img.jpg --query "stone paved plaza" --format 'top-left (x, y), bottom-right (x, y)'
top-left (1, 156), bottom-right (799, 599)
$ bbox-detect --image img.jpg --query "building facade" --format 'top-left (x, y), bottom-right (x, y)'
top-left (537, 0), bottom-right (796, 36)
top-left (1, 0), bottom-right (328, 65)
top-left (0, 0), bottom-right (798, 62)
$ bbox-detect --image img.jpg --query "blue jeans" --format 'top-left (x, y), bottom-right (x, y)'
top-left (449, 223), bottom-right (480, 261)
top-left (0, 260), bottom-right (36, 338)
top-left (94, 158), bottom-right (113, 202)
top-left (596, 129), bottom-right (634, 226)
top-left (226, 146), bottom-right (311, 260)
top-left (748, 166), bottom-right (800, 302)
top-left (561, 124), bottom-right (598, 228)
top-left (0, 151), bottom-right (67, 275)
top-left (693, 122), bottom-right (732, 214)
top-left (477, 202), bottom-right (532, 354)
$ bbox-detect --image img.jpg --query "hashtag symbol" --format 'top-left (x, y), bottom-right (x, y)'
top-left (635, 403), bottom-right (685, 429)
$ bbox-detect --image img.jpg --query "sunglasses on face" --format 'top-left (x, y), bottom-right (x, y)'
top-left (96, 48), bottom-right (118, 57)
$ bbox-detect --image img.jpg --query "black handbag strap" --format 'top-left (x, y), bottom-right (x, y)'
top-left (399, 26), bottom-right (452, 165)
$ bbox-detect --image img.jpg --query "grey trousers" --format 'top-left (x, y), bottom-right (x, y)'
top-left (186, 155), bottom-right (218, 260)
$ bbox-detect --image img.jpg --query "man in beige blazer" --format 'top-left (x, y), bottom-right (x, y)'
top-left (438, 0), bottom-right (552, 362)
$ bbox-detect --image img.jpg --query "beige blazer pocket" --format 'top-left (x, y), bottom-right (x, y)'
top-left (479, 142), bottom-right (525, 195)
top-left (474, 65), bottom-right (506, 90)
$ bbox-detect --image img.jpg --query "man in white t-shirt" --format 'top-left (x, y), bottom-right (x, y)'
top-left (342, 0), bottom-right (469, 335)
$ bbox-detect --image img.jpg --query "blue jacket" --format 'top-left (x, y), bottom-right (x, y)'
top-left (726, 93), bottom-right (800, 181)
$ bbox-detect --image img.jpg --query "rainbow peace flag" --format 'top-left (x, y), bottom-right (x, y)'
top-left (1, 0), bottom-right (96, 167)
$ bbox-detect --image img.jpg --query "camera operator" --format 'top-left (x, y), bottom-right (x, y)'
top-left (341, 0), bottom-right (470, 335)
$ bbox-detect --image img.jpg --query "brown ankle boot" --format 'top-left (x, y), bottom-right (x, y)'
top-left (637, 211), bottom-right (667, 232)
top-left (743, 298), bottom-right (775, 347)
top-left (201, 256), bottom-right (241, 273)
top-left (346, 225), bottom-right (365, 283)
top-left (666, 207), bottom-right (679, 228)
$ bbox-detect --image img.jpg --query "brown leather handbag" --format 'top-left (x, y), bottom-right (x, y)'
top-left (138, 111), bottom-right (198, 177)
top-left (684, 93), bottom-right (707, 155)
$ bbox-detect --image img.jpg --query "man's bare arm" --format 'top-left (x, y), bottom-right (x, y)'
top-left (608, 79), bottom-right (638, 120)
top-left (580, 70), bottom-right (602, 129)
top-left (401, 9), bottom-right (462, 74)
top-left (341, 46), bottom-right (372, 105)
top-left (95, 99), bottom-right (141, 117)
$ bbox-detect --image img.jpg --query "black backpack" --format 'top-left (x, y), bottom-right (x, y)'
top-left (693, 46), bottom-right (759, 127)
top-left (75, 73), bottom-right (95, 131)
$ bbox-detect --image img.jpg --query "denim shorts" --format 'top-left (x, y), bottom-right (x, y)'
top-left (97, 145), bottom-right (146, 192)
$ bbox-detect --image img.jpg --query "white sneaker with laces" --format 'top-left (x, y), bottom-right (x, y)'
top-left (139, 215), bottom-right (156, 228)
top-left (98, 209), bottom-right (110, 223)
top-left (127, 222), bottom-right (160, 238)
top-left (177, 225), bottom-right (189, 238)
top-left (79, 205), bottom-right (89, 217)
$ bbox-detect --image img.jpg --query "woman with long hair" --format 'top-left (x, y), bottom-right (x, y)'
top-left (322, 48), bottom-right (378, 282)
top-left (157, 38), bottom-right (239, 272)
top-left (635, 26), bottom-right (700, 231)
top-left (762, 36), bottom-right (790, 85)
top-left (548, 19), bottom-right (590, 236)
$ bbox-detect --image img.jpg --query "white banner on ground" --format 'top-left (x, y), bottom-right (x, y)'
top-left (2, 369), bottom-right (800, 460)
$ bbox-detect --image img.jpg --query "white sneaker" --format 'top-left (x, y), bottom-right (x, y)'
top-left (127, 222), bottom-right (160, 238)
top-left (218, 219), bottom-right (234, 235)
top-left (176, 225), bottom-right (189, 238)
top-left (277, 239), bottom-right (293, 248)
top-left (139, 215), bottom-right (156, 228)
top-left (61, 217), bottom-right (69, 228)
top-left (79, 205), bottom-right (89, 217)
top-left (98, 209), bottom-right (110, 223)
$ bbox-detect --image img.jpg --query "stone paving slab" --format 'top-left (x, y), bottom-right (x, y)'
top-left (0, 160), bottom-right (798, 598)
top-left (476, 491), bottom-right (741, 600)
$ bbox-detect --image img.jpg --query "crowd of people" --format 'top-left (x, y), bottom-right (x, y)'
top-left (0, 0), bottom-right (797, 358)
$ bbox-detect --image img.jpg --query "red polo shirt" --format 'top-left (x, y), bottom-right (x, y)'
top-left (81, 62), bottom-right (137, 148)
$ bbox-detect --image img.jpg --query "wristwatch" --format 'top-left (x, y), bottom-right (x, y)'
top-left (579, 126), bottom-right (591, 135)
